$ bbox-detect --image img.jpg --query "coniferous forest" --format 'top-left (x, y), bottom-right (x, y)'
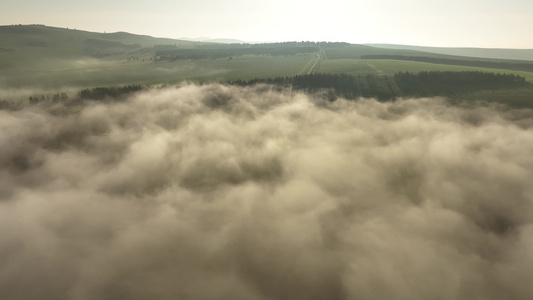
top-left (228, 71), bottom-right (529, 101)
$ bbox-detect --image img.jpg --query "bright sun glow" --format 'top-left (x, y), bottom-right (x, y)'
top-left (2, 0), bottom-right (533, 47)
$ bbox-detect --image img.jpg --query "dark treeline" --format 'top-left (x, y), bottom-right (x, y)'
top-left (155, 46), bottom-right (319, 61)
top-left (228, 71), bottom-right (529, 101)
top-left (394, 71), bottom-right (527, 96)
top-left (361, 55), bottom-right (533, 73)
top-left (1, 85), bottom-right (146, 110)
top-left (77, 84), bottom-right (144, 100)
top-left (153, 42), bottom-right (349, 61)
top-left (230, 73), bottom-right (400, 100)
top-left (29, 92), bottom-right (68, 104)
top-left (1, 92), bottom-right (70, 110)
top-left (198, 41), bottom-right (350, 49)
top-left (394, 70), bottom-right (525, 84)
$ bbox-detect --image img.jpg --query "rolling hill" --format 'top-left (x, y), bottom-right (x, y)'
top-left (1, 24), bottom-right (533, 107)
top-left (368, 44), bottom-right (533, 62)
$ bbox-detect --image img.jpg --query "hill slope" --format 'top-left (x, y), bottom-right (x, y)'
top-left (1, 24), bottom-right (533, 101)
top-left (368, 44), bottom-right (533, 62)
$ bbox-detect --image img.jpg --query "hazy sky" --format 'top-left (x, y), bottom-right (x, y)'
top-left (2, 0), bottom-right (533, 48)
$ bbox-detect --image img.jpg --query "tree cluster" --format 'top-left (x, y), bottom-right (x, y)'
top-left (77, 85), bottom-right (144, 100)
top-left (28, 93), bottom-right (68, 104)
top-left (394, 71), bottom-right (527, 95)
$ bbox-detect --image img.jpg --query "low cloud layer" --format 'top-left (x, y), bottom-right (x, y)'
top-left (1, 84), bottom-right (533, 300)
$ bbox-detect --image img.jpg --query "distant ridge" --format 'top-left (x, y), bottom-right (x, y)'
top-left (0, 24), bottom-right (197, 48)
top-left (368, 44), bottom-right (533, 62)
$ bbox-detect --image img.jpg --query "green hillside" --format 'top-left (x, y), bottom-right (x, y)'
top-left (368, 44), bottom-right (533, 62)
top-left (1, 24), bottom-right (533, 107)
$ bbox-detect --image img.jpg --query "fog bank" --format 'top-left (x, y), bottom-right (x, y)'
top-left (1, 84), bottom-right (533, 300)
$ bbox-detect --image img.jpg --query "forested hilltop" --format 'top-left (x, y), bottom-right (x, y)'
top-left (154, 42), bottom-right (348, 61)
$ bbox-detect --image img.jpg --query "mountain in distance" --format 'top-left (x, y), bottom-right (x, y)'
top-left (368, 44), bottom-right (533, 62)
